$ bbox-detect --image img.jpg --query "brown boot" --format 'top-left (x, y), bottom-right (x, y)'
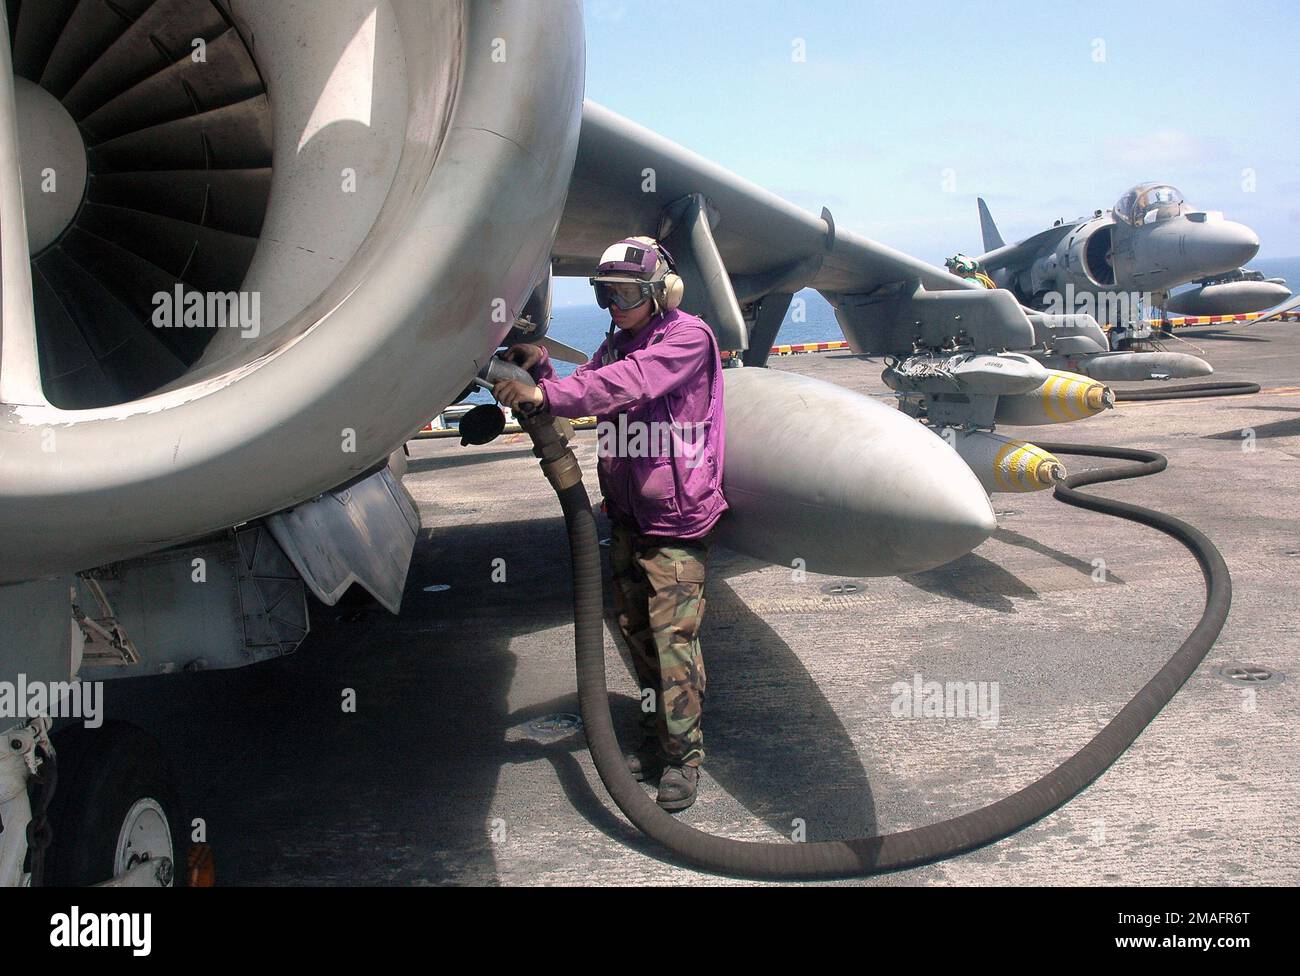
top-left (624, 737), bottom-right (663, 782)
top-left (656, 764), bottom-right (699, 811)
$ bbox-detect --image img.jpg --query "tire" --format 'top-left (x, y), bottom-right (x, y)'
top-left (42, 721), bottom-right (186, 887)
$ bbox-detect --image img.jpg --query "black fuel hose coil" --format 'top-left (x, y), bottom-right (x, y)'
top-left (547, 440), bottom-right (1231, 881)
top-left (496, 358), bottom-right (1247, 880)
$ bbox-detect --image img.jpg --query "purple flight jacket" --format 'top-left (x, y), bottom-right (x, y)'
top-left (529, 308), bottom-right (727, 541)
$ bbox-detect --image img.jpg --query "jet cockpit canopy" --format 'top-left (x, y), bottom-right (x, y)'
top-left (1114, 183), bottom-right (1185, 227)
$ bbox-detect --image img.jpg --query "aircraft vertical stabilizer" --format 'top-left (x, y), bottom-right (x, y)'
top-left (978, 197), bottom-right (1005, 252)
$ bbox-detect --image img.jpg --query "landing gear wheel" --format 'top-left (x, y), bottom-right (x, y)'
top-left (42, 721), bottom-right (185, 887)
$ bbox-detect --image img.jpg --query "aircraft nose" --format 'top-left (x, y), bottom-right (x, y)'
top-left (1193, 220), bottom-right (1260, 274)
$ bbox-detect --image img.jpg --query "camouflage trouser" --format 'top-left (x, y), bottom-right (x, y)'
top-left (609, 520), bottom-right (713, 768)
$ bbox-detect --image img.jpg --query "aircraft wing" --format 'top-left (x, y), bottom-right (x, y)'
top-left (554, 101), bottom-right (979, 356)
top-left (974, 222), bottom-right (1079, 274)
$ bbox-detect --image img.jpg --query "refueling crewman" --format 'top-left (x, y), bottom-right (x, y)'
top-left (492, 236), bottom-right (727, 811)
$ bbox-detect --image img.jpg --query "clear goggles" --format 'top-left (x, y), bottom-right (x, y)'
top-left (590, 278), bottom-right (655, 311)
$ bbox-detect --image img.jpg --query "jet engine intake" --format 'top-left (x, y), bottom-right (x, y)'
top-left (0, 0), bottom-right (585, 582)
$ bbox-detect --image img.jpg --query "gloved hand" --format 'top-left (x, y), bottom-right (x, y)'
top-left (493, 378), bottom-right (544, 412)
top-left (504, 343), bottom-right (545, 372)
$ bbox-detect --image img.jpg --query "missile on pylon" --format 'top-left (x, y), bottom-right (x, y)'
top-left (939, 428), bottom-right (1065, 494)
top-left (994, 369), bottom-right (1113, 425)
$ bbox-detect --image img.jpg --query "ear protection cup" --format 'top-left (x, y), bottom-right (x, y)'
top-left (648, 240), bottom-right (683, 310)
top-left (659, 271), bottom-right (684, 310)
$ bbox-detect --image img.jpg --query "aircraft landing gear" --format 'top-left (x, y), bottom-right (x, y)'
top-left (42, 721), bottom-right (184, 887)
top-left (0, 718), bottom-right (52, 886)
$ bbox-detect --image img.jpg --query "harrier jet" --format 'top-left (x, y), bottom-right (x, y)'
top-left (973, 184), bottom-right (1273, 323)
top-left (0, 0), bottom-right (1176, 884)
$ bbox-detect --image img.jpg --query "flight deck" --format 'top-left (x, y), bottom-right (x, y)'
top-left (103, 322), bottom-right (1299, 886)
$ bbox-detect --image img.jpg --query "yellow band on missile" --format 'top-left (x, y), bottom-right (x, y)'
top-left (1006, 445), bottom-right (1036, 490)
top-left (1059, 374), bottom-right (1086, 421)
top-left (1058, 374), bottom-right (1080, 422)
top-left (993, 438), bottom-right (1020, 492)
top-left (1041, 374), bottom-right (1061, 423)
top-left (1041, 370), bottom-right (1110, 424)
top-left (993, 438), bottom-right (1065, 492)
top-left (1040, 375), bottom-right (1056, 423)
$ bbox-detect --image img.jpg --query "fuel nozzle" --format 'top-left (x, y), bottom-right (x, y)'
top-left (457, 357), bottom-right (537, 445)
top-left (475, 357), bottom-right (542, 417)
top-left (469, 355), bottom-right (584, 493)
top-left (455, 358), bottom-right (536, 446)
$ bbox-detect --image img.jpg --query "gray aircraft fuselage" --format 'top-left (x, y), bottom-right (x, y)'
top-left (979, 184), bottom-right (1260, 323)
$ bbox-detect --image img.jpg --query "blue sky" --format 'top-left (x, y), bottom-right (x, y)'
top-left (555, 0), bottom-right (1298, 305)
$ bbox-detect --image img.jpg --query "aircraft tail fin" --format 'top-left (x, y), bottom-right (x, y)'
top-left (978, 197), bottom-right (1005, 252)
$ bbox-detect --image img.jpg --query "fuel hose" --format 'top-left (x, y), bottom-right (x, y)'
top-left (521, 423), bottom-right (1230, 881)
top-left (501, 356), bottom-right (1236, 880)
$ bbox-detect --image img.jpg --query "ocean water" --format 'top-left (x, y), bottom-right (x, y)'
top-left (543, 291), bottom-right (841, 379)
top-left (1246, 256), bottom-right (1299, 291)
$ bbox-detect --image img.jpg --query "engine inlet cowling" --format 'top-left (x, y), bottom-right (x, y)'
top-left (0, 0), bottom-right (586, 582)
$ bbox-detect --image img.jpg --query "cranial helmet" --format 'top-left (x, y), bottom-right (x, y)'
top-left (589, 236), bottom-right (684, 313)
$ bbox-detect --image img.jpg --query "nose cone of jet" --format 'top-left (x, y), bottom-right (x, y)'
top-left (1192, 220), bottom-right (1260, 275)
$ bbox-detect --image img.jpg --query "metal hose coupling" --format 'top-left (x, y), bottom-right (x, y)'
top-left (519, 407), bottom-right (584, 492)
top-left (477, 356), bottom-right (584, 492)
